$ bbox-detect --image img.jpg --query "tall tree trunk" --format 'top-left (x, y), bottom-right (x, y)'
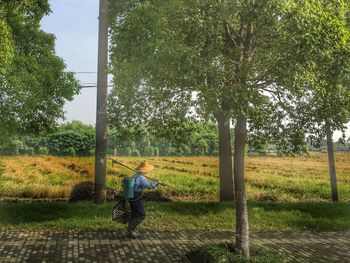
top-left (234, 115), bottom-right (249, 257)
top-left (113, 147), bottom-right (117, 156)
top-left (214, 111), bottom-right (235, 201)
top-left (326, 124), bottom-right (339, 202)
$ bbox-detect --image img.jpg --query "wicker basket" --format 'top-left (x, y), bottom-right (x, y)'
top-left (112, 199), bottom-right (131, 224)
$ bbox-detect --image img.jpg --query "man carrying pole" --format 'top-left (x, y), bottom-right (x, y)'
top-left (110, 158), bottom-right (180, 237)
top-left (126, 161), bottom-right (160, 238)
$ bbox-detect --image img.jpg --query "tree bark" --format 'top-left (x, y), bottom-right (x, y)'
top-left (113, 147), bottom-right (117, 156)
top-left (214, 111), bottom-right (235, 201)
top-left (326, 124), bottom-right (339, 202)
top-left (234, 115), bottom-right (249, 257)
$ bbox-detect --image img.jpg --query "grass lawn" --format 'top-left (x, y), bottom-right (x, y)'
top-left (0, 153), bottom-right (350, 202)
top-left (1, 153), bottom-right (350, 232)
top-left (0, 200), bottom-right (349, 232)
top-left (189, 244), bottom-right (286, 263)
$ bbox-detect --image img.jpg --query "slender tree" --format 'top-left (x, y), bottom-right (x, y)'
top-left (293, 73), bottom-right (350, 202)
top-left (108, 0), bottom-right (350, 257)
top-left (283, 1), bottom-right (350, 202)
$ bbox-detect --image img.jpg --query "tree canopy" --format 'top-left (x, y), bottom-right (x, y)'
top-left (0, 0), bottom-right (80, 140)
top-left (108, 0), bottom-right (342, 152)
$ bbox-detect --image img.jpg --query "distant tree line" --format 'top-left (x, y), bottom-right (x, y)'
top-left (0, 121), bottom-right (95, 157)
top-left (1, 120), bottom-right (348, 157)
top-left (108, 121), bottom-right (220, 156)
top-left (0, 121), bottom-right (221, 157)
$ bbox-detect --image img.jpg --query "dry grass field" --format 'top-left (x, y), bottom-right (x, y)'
top-left (1, 153), bottom-right (350, 231)
top-left (0, 153), bottom-right (349, 202)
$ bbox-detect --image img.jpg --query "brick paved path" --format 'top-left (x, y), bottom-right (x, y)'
top-left (0, 230), bottom-right (349, 263)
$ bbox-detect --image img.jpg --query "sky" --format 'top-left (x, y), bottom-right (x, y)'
top-left (41, 0), bottom-right (99, 125)
top-left (41, 0), bottom-right (349, 140)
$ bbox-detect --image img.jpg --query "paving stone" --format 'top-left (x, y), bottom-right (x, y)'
top-left (0, 230), bottom-right (349, 262)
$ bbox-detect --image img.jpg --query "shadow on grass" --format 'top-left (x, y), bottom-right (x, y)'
top-left (148, 201), bottom-right (233, 216)
top-left (249, 201), bottom-right (350, 230)
top-left (0, 201), bottom-right (109, 225)
top-left (0, 200), bottom-right (349, 231)
top-left (149, 201), bottom-right (350, 231)
top-left (0, 202), bottom-right (67, 224)
top-left (251, 201), bottom-right (350, 217)
top-left (150, 200), bottom-right (350, 216)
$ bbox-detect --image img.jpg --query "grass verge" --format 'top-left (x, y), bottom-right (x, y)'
top-left (0, 201), bottom-right (349, 231)
top-left (187, 244), bottom-right (286, 263)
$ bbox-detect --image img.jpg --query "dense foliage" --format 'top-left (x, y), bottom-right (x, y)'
top-left (0, 121), bottom-right (95, 156)
top-left (107, 0), bottom-right (308, 150)
top-left (108, 121), bottom-right (221, 156)
top-left (3, 120), bottom-right (346, 157)
top-left (46, 122), bottom-right (95, 157)
top-left (0, 121), bottom-right (222, 156)
top-left (0, 0), bottom-right (80, 141)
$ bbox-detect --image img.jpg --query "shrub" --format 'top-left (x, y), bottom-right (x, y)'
top-left (47, 130), bottom-right (95, 156)
top-left (69, 181), bottom-right (121, 202)
top-left (26, 147), bottom-right (34, 156)
top-left (38, 147), bottom-right (49, 155)
top-left (131, 149), bottom-right (140, 156)
top-left (154, 147), bottom-right (160, 156)
top-left (126, 147), bottom-right (132, 156)
top-left (66, 147), bottom-right (76, 157)
top-left (0, 139), bottom-right (24, 156)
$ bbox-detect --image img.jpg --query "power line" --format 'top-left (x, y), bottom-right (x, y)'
top-left (81, 83), bottom-right (114, 86)
top-left (80, 82), bottom-right (114, 85)
top-left (69, 71), bottom-right (97, 74)
top-left (81, 84), bottom-right (114, 89)
top-left (68, 71), bottom-right (113, 74)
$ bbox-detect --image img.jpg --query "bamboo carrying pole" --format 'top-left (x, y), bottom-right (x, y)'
top-left (108, 158), bottom-right (180, 192)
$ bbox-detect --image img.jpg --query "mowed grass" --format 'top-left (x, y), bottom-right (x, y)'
top-left (0, 201), bottom-right (349, 231)
top-left (0, 153), bottom-right (349, 201)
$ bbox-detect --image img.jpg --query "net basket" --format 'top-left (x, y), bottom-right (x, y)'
top-left (112, 199), bottom-right (131, 224)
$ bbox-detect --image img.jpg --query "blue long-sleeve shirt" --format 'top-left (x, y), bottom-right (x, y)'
top-left (133, 173), bottom-right (159, 192)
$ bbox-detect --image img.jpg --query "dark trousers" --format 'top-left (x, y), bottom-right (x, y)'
top-left (128, 192), bottom-right (145, 231)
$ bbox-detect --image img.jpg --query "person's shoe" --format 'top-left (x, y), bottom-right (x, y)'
top-left (128, 230), bottom-right (141, 239)
top-left (133, 228), bottom-right (141, 235)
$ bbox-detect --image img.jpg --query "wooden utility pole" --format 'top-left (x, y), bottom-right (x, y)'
top-left (95, 0), bottom-right (108, 204)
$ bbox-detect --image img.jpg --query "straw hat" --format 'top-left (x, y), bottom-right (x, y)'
top-left (135, 160), bottom-right (154, 174)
